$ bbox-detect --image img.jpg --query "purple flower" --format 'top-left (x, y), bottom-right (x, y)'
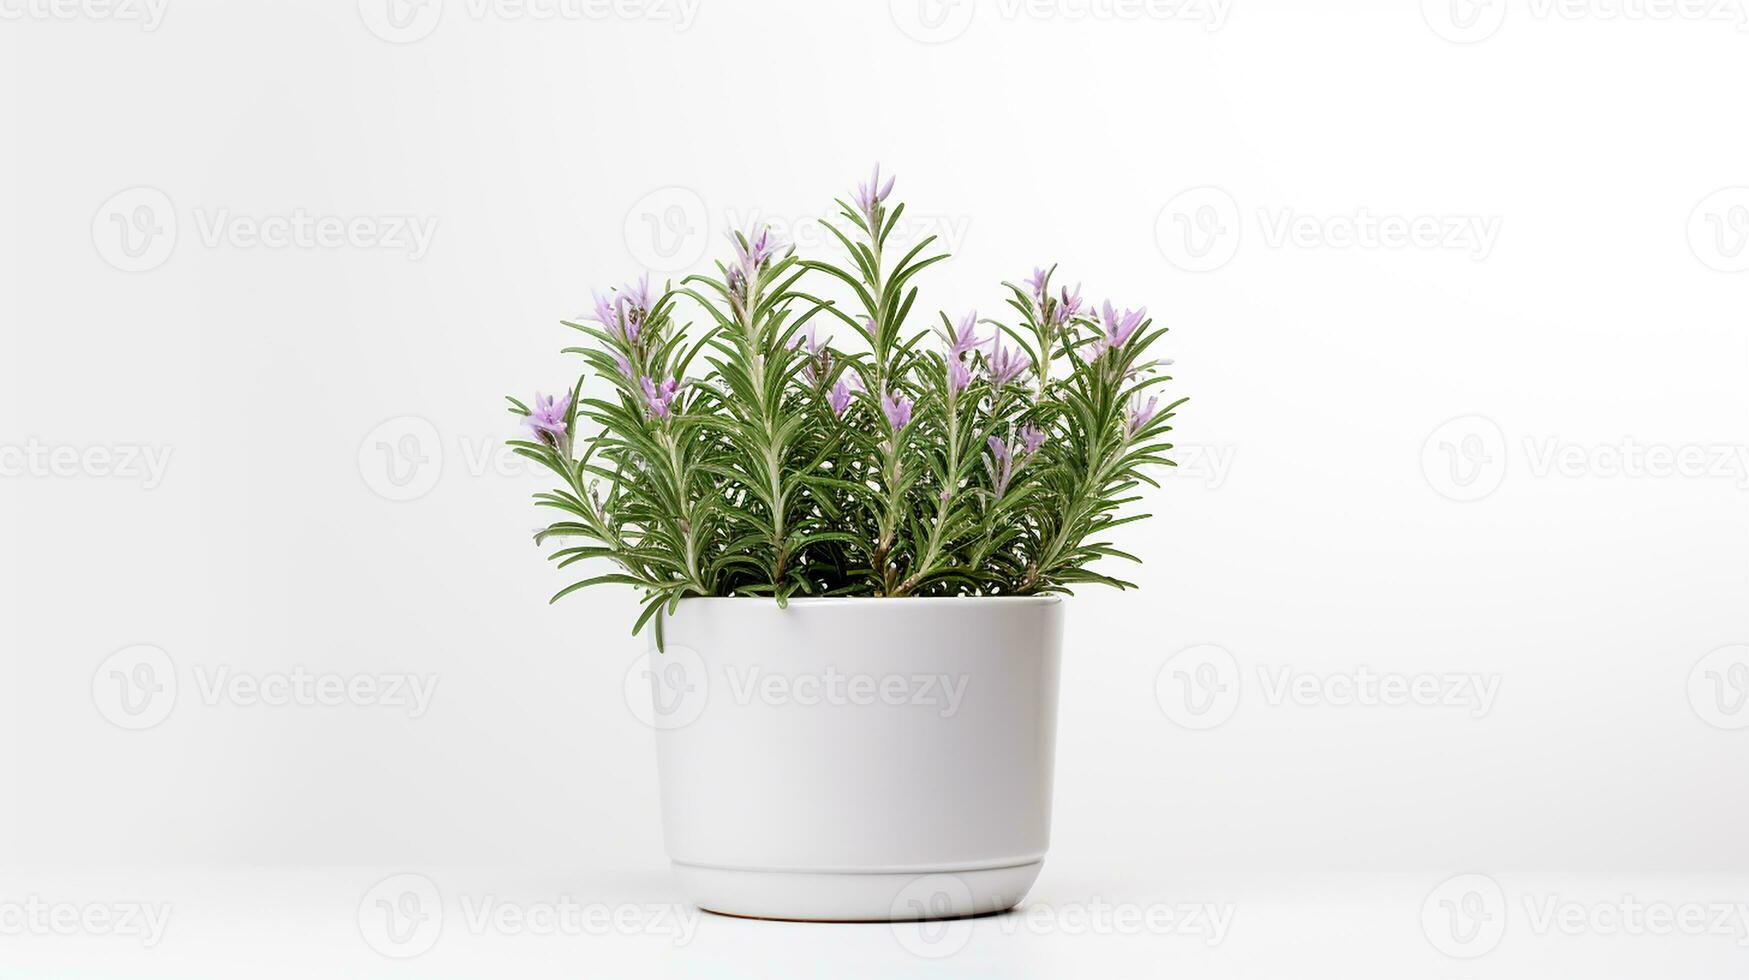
top-left (589, 291), bottom-right (619, 331)
top-left (641, 376), bottom-right (679, 420)
top-left (611, 350), bottom-right (632, 377)
top-left (1056, 283), bottom-right (1085, 325)
top-left (525, 390), bottom-right (571, 448)
top-left (880, 387), bottom-right (913, 432)
top-left (621, 273), bottom-right (654, 316)
top-left (828, 379), bottom-right (854, 418)
top-left (985, 334), bottom-right (1030, 390)
top-left (725, 266), bottom-right (748, 319)
top-left (588, 275), bottom-right (654, 345)
top-left (792, 325), bottom-right (832, 386)
top-left (588, 290), bottom-right (636, 344)
top-left (1126, 393), bottom-right (1160, 437)
top-left (988, 433), bottom-right (1011, 467)
top-left (947, 357), bottom-right (973, 396)
top-left (1024, 266), bottom-right (1085, 328)
top-left (853, 163), bottom-right (896, 225)
top-left (937, 311), bottom-right (981, 398)
top-left (985, 434), bottom-right (1016, 496)
top-left (732, 226), bottom-right (781, 275)
top-left (937, 310), bottom-right (982, 361)
top-left (986, 424), bottom-right (1044, 497)
top-left (1100, 300), bottom-right (1146, 352)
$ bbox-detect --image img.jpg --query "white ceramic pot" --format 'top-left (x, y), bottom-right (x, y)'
top-left (644, 596), bottom-right (1064, 921)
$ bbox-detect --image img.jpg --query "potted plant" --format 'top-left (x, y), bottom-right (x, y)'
top-left (508, 167), bottom-right (1182, 922)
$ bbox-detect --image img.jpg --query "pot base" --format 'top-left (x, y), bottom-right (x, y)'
top-left (674, 860), bottom-right (1044, 922)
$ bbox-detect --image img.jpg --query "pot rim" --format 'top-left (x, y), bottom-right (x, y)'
top-left (670, 595), bottom-right (1062, 606)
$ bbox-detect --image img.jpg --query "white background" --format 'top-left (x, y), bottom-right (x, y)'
top-left (3, 0), bottom-right (1748, 975)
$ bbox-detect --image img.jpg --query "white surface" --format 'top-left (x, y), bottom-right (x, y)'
top-left (4, 867), bottom-right (1749, 978)
top-left (3, 0), bottom-right (1748, 975)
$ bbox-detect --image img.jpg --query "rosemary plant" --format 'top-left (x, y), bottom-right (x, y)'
top-left (507, 167), bottom-right (1185, 635)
